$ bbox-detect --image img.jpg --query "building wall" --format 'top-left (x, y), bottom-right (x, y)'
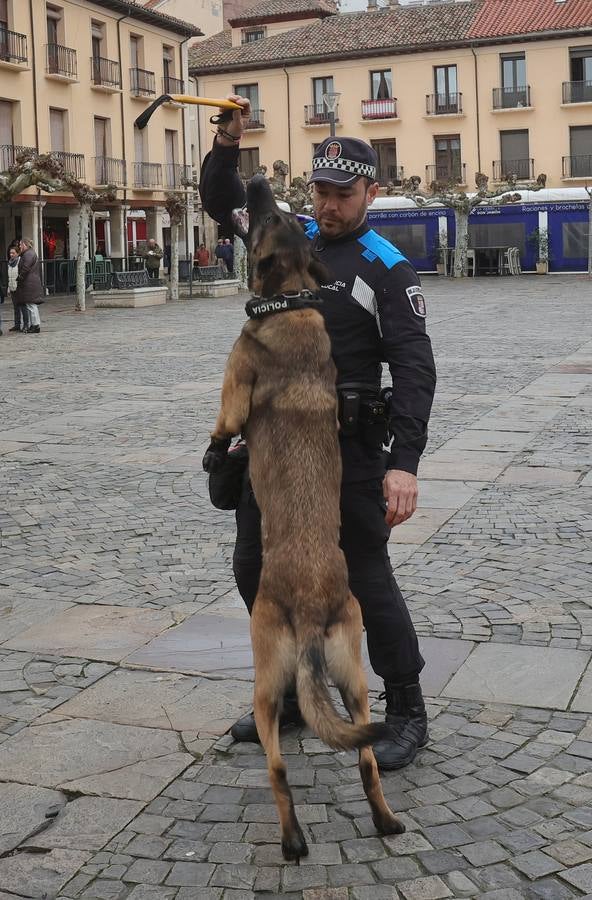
top-left (0, 0), bottom-right (196, 260)
top-left (193, 34), bottom-right (592, 190)
top-left (146, 0), bottom-right (224, 40)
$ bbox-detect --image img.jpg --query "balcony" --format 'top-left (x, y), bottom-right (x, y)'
top-left (245, 109), bottom-right (265, 129)
top-left (492, 86), bottom-right (531, 109)
top-left (0, 27), bottom-right (28, 66)
top-left (91, 56), bottom-right (121, 90)
top-left (133, 161), bottom-right (162, 188)
top-left (562, 80), bottom-right (592, 104)
top-left (130, 67), bottom-right (156, 97)
top-left (426, 93), bottom-right (463, 116)
top-left (361, 98), bottom-right (398, 120)
top-left (426, 163), bottom-right (466, 186)
top-left (51, 151), bottom-right (85, 180)
top-left (304, 104), bottom-right (340, 126)
top-left (164, 163), bottom-right (193, 189)
top-left (493, 158), bottom-right (534, 181)
top-left (562, 155), bottom-right (592, 178)
top-left (0, 144), bottom-right (36, 171)
top-left (378, 166), bottom-right (404, 188)
top-left (46, 43), bottom-right (77, 80)
top-left (94, 156), bottom-right (126, 187)
top-left (163, 74), bottom-right (184, 95)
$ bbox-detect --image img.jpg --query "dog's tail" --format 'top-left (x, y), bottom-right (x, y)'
top-left (296, 631), bottom-right (391, 751)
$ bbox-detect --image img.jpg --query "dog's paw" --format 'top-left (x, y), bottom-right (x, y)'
top-left (202, 437), bottom-right (231, 473)
top-left (374, 812), bottom-right (406, 836)
top-left (281, 826), bottom-right (309, 862)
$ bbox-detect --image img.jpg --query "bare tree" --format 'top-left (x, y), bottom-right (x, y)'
top-left (402, 172), bottom-right (547, 277)
top-left (0, 150), bottom-right (115, 310)
top-left (164, 192), bottom-right (188, 302)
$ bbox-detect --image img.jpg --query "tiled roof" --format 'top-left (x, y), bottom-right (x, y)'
top-left (190, 2), bottom-right (480, 73)
top-left (469, 0), bottom-right (592, 38)
top-left (229, 0), bottom-right (337, 27)
top-left (91, 0), bottom-right (201, 36)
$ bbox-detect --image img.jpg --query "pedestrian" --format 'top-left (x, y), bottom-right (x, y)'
top-left (14, 239), bottom-right (42, 335)
top-left (196, 243), bottom-right (210, 267)
top-left (7, 246), bottom-right (25, 332)
top-left (137, 238), bottom-right (163, 279)
top-left (200, 97), bottom-right (437, 771)
top-left (214, 238), bottom-right (227, 274)
top-left (223, 237), bottom-right (234, 275)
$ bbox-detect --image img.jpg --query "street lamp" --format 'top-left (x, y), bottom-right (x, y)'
top-left (322, 91), bottom-right (341, 137)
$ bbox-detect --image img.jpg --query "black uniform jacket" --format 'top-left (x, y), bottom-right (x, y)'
top-left (200, 141), bottom-right (437, 483)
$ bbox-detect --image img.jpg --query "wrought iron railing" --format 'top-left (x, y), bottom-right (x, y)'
top-left (361, 98), bottom-right (398, 120)
top-left (377, 165), bottom-right (404, 187)
top-left (46, 43), bottom-right (77, 78)
top-left (562, 80), bottom-right (592, 104)
top-left (90, 56), bottom-right (121, 88)
top-left (0, 144), bottom-right (36, 171)
top-left (493, 158), bottom-right (534, 181)
top-left (426, 162), bottom-right (466, 185)
top-left (0, 27), bottom-right (27, 64)
top-left (163, 75), bottom-right (184, 94)
top-left (130, 67), bottom-right (156, 96)
top-left (304, 104), bottom-right (340, 125)
top-left (164, 163), bottom-right (193, 188)
top-left (244, 109), bottom-right (265, 129)
top-left (51, 151), bottom-right (85, 179)
top-left (426, 92), bottom-right (462, 115)
top-left (94, 156), bottom-right (126, 186)
top-left (492, 86), bottom-right (531, 109)
top-left (562, 155), bottom-right (592, 178)
top-left (133, 161), bottom-right (162, 187)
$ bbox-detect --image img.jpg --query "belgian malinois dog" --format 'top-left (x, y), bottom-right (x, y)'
top-left (203, 175), bottom-right (404, 861)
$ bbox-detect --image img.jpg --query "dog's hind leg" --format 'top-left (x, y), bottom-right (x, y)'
top-left (328, 598), bottom-right (405, 837)
top-left (251, 597), bottom-right (307, 862)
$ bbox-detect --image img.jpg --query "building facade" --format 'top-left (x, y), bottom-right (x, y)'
top-left (189, 0), bottom-right (592, 193)
top-left (0, 0), bottom-right (199, 272)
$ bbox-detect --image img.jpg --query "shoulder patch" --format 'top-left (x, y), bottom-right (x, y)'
top-left (406, 285), bottom-right (426, 318)
top-left (357, 230), bottom-right (408, 270)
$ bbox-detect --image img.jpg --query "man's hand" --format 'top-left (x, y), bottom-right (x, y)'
top-left (202, 436), bottom-right (231, 473)
top-left (383, 470), bottom-right (418, 528)
top-left (216, 94), bottom-right (251, 146)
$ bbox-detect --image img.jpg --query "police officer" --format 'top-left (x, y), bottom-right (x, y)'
top-left (200, 96), bottom-right (437, 771)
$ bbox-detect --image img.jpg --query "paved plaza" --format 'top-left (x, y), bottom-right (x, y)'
top-left (1, 275), bottom-right (592, 900)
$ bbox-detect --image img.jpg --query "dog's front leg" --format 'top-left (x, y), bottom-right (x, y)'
top-left (203, 336), bottom-right (255, 473)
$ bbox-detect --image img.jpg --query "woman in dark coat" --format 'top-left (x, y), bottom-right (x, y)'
top-left (14, 239), bottom-right (43, 334)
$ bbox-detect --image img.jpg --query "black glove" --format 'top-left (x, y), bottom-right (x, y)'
top-left (208, 439), bottom-right (249, 510)
top-left (202, 436), bottom-right (231, 473)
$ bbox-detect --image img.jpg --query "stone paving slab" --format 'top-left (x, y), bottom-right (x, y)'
top-left (443, 643), bottom-right (591, 709)
top-left (23, 796), bottom-right (144, 851)
top-left (390, 509), bottom-right (458, 545)
top-left (0, 848), bottom-right (91, 899)
top-left (0, 782), bottom-right (67, 855)
top-left (0, 597), bottom-right (75, 643)
top-left (497, 466), bottom-right (582, 486)
top-left (0, 718), bottom-right (193, 799)
top-left (572, 664), bottom-right (592, 713)
top-left (4, 605), bottom-right (180, 662)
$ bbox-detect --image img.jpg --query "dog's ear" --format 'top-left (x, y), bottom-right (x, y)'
top-left (308, 254), bottom-right (330, 287)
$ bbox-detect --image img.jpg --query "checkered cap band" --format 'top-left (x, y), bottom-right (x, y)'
top-left (312, 157), bottom-right (376, 179)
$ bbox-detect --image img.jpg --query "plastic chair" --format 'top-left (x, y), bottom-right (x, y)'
top-left (511, 248), bottom-right (522, 275)
top-left (466, 249), bottom-right (477, 277)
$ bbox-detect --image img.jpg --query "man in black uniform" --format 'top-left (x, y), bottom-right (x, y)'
top-left (200, 96), bottom-right (437, 771)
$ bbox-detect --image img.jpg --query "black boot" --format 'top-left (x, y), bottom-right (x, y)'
top-left (373, 682), bottom-right (428, 771)
top-left (230, 695), bottom-right (304, 743)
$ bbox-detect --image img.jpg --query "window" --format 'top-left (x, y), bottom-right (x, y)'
top-left (0, 99), bottom-right (13, 146)
top-left (371, 139), bottom-right (399, 186)
top-left (374, 224), bottom-right (426, 259)
top-left (499, 54), bottom-right (528, 107)
top-left (500, 129), bottom-right (530, 179)
top-left (234, 83), bottom-right (259, 111)
top-left (370, 70), bottom-right (392, 100)
top-left (241, 27), bottom-right (265, 44)
top-left (468, 221), bottom-right (526, 254)
top-left (130, 35), bottom-right (142, 69)
top-left (94, 117), bottom-right (109, 157)
top-left (313, 76), bottom-right (334, 111)
top-left (91, 21), bottom-right (104, 59)
top-left (563, 221), bottom-right (589, 259)
top-left (46, 6), bottom-right (61, 45)
top-left (0, 0), bottom-right (8, 61)
top-left (134, 124), bottom-right (144, 162)
top-left (569, 47), bottom-right (592, 102)
top-left (163, 45), bottom-right (173, 78)
top-left (434, 65), bottom-right (457, 112)
top-left (0, 0), bottom-right (7, 26)
top-left (165, 128), bottom-right (179, 186)
top-left (569, 125), bottom-right (592, 176)
top-left (49, 107), bottom-right (66, 151)
top-left (434, 135), bottom-right (461, 181)
top-left (239, 147), bottom-right (259, 179)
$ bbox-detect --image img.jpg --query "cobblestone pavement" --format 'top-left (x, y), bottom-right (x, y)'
top-left (0, 276), bottom-right (591, 899)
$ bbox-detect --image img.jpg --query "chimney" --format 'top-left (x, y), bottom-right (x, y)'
top-left (367, 0), bottom-right (378, 9)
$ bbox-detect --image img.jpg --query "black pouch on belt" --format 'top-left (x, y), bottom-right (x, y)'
top-left (208, 440), bottom-right (249, 510)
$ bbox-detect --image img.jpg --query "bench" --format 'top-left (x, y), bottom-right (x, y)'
top-left (94, 267), bottom-right (167, 308)
top-left (193, 264), bottom-right (226, 282)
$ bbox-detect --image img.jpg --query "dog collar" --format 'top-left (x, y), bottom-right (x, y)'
top-left (245, 290), bottom-right (323, 320)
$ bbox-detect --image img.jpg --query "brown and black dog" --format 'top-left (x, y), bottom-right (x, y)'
top-left (203, 175), bottom-right (403, 861)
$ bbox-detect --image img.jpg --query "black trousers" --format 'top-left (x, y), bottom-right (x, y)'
top-left (232, 475), bottom-right (424, 686)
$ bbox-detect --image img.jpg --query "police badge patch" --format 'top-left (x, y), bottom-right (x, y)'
top-left (406, 285), bottom-right (427, 318)
top-left (325, 141), bottom-right (342, 160)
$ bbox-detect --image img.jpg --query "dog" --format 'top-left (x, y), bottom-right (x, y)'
top-left (203, 175), bottom-right (404, 861)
